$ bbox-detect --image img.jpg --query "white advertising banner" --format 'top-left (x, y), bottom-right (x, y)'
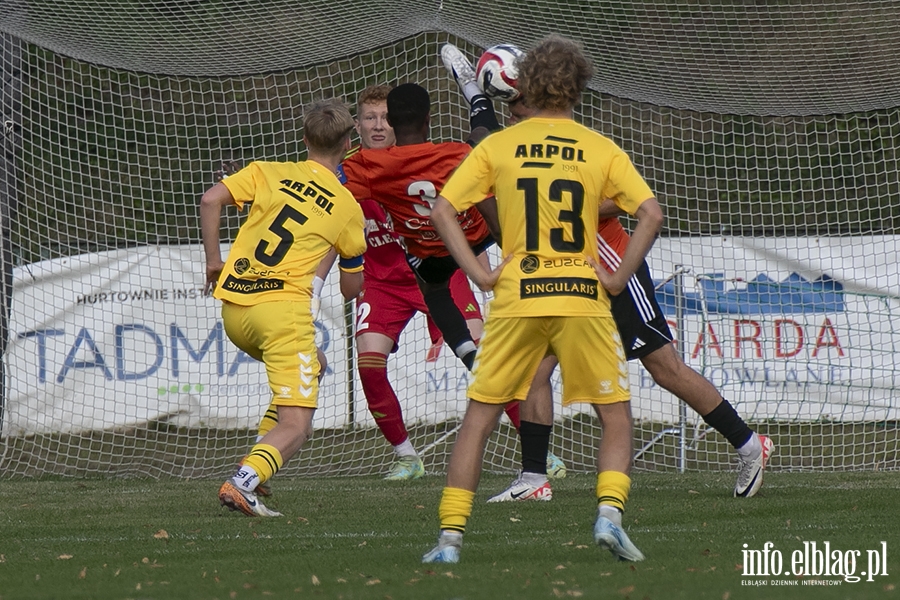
top-left (4, 238), bottom-right (899, 437)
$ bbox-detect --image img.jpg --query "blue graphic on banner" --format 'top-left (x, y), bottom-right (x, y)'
top-left (656, 273), bottom-right (844, 315)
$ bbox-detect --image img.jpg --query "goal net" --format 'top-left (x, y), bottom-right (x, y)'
top-left (1, 1), bottom-right (899, 478)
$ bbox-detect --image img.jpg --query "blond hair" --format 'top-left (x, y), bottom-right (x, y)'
top-left (519, 35), bottom-right (593, 112)
top-left (303, 99), bottom-right (355, 155)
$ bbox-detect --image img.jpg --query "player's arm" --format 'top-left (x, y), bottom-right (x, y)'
top-left (590, 197), bottom-right (663, 296)
top-left (200, 181), bottom-right (237, 293)
top-left (334, 208), bottom-right (367, 300)
top-left (311, 248), bottom-right (337, 317)
top-left (431, 196), bottom-right (509, 291)
top-left (338, 259), bottom-right (364, 299)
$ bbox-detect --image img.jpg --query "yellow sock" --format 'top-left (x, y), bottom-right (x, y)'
top-left (243, 443), bottom-right (283, 485)
top-left (256, 403), bottom-right (279, 440)
top-left (438, 487), bottom-right (475, 534)
top-left (596, 471), bottom-right (631, 513)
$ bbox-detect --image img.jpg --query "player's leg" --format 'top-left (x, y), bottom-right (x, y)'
top-left (423, 317), bottom-right (546, 563)
top-left (440, 42), bottom-right (502, 144)
top-left (590, 401), bottom-right (644, 561)
top-left (640, 343), bottom-right (773, 497)
top-left (612, 260), bottom-right (772, 497)
top-left (355, 286), bottom-right (426, 479)
top-left (518, 359), bottom-right (566, 479)
top-left (410, 255), bottom-right (479, 370)
top-left (239, 347), bottom-right (328, 497)
top-left (553, 315), bottom-right (644, 561)
top-left (487, 355), bottom-right (562, 502)
top-left (218, 301), bottom-right (319, 517)
top-left (447, 267), bottom-right (522, 430)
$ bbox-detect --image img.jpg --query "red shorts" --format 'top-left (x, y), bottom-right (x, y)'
top-left (355, 270), bottom-right (482, 352)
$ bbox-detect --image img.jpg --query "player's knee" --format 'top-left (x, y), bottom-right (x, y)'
top-left (593, 401), bottom-right (633, 430)
top-left (643, 346), bottom-right (687, 389)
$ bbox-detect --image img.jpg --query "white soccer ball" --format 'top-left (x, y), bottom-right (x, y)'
top-left (475, 43), bottom-right (525, 102)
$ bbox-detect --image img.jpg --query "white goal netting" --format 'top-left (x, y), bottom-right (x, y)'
top-left (1, 1), bottom-right (899, 478)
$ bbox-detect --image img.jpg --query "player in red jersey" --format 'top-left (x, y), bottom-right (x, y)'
top-left (345, 85), bottom-right (484, 480)
top-left (442, 42), bottom-right (773, 501)
top-left (340, 84), bottom-right (492, 373)
top-left (340, 82), bottom-right (527, 449)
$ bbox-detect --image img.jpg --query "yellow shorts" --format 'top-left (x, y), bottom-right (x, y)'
top-left (221, 300), bottom-right (320, 408)
top-left (468, 315), bottom-right (630, 406)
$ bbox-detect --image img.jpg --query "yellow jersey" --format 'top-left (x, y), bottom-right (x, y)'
top-left (441, 117), bottom-right (654, 318)
top-left (214, 160), bottom-right (366, 306)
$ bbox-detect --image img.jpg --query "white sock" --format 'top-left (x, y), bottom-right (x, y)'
top-left (232, 464), bottom-right (260, 492)
top-left (393, 438), bottom-right (418, 458)
top-left (461, 82), bottom-right (483, 103)
top-left (520, 471), bottom-right (548, 485)
top-left (736, 433), bottom-right (761, 461)
top-left (439, 530), bottom-right (463, 545)
top-left (598, 504), bottom-right (623, 527)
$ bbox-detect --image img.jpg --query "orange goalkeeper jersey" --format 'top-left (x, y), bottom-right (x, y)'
top-left (339, 142), bottom-right (491, 259)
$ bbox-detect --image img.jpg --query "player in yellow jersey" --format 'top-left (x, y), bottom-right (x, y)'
top-left (201, 99), bottom-right (366, 517)
top-left (422, 35), bottom-right (663, 563)
top-left (444, 43), bottom-right (774, 501)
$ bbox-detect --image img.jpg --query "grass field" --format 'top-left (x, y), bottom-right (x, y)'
top-left (0, 472), bottom-right (898, 599)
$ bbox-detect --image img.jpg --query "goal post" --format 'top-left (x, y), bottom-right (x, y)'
top-left (1, 2), bottom-right (899, 478)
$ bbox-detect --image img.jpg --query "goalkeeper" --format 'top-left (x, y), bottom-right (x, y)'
top-left (442, 41), bottom-right (774, 501)
top-left (201, 99), bottom-right (366, 517)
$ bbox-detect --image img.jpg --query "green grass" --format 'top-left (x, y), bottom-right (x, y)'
top-left (1, 473), bottom-right (898, 599)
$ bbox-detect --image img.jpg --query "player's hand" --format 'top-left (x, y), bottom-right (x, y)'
top-left (214, 160), bottom-right (241, 182)
top-left (204, 260), bottom-right (225, 295)
top-left (472, 254), bottom-right (512, 292)
top-left (586, 256), bottom-right (627, 296)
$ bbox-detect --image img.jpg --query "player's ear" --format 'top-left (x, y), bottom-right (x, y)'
top-left (354, 118), bottom-right (361, 135)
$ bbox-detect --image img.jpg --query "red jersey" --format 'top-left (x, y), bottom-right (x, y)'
top-left (359, 198), bottom-right (419, 287)
top-left (596, 217), bottom-right (632, 273)
top-left (340, 142), bottom-right (491, 259)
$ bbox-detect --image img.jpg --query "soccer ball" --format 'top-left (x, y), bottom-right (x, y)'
top-left (475, 44), bottom-right (525, 102)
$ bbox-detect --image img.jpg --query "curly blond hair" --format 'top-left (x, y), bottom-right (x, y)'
top-left (519, 35), bottom-right (593, 112)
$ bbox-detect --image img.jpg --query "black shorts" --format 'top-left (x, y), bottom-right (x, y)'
top-left (609, 261), bottom-right (674, 361)
top-left (406, 235), bottom-right (495, 285)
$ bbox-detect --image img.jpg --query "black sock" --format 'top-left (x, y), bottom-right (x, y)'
top-left (702, 399), bottom-right (753, 449)
top-left (470, 95), bottom-right (501, 132)
top-left (520, 420), bottom-right (552, 474)
top-left (422, 287), bottom-right (475, 370)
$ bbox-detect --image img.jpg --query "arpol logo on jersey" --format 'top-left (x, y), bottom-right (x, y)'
top-left (520, 277), bottom-right (598, 300)
top-left (278, 178), bottom-right (335, 214)
top-left (514, 135), bottom-right (586, 163)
